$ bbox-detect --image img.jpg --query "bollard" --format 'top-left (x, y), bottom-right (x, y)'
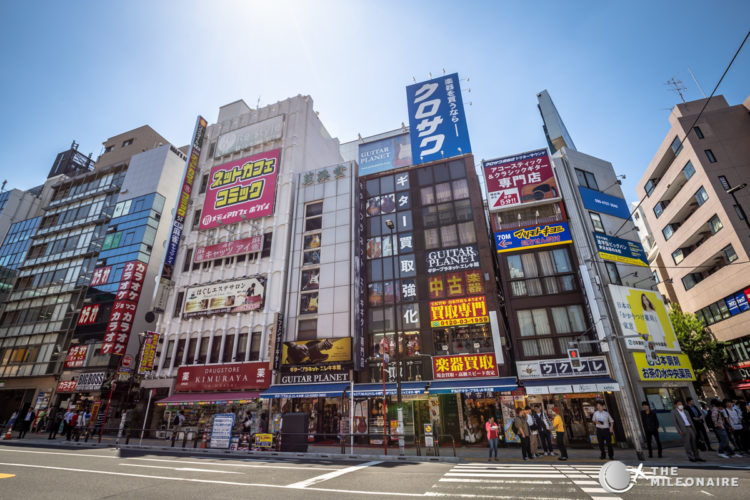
top-left (182, 431), bottom-right (188, 448)
top-left (171, 431), bottom-right (176, 447)
top-left (125, 430), bottom-right (130, 445)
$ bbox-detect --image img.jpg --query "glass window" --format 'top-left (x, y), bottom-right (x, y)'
top-left (693, 126), bottom-right (704, 139)
top-left (433, 163), bottom-right (450, 182)
top-left (662, 224), bottom-right (675, 240)
top-left (380, 175), bottom-right (394, 193)
top-left (723, 245), bottom-right (738, 263)
top-left (435, 183), bottom-right (452, 203)
top-left (705, 149), bottom-right (717, 163)
top-left (695, 186), bottom-right (708, 206)
top-left (424, 228), bottom-right (440, 249)
top-left (645, 179), bottom-right (657, 196)
top-left (437, 203), bottom-right (455, 225)
top-left (551, 307), bottom-right (571, 334)
top-left (682, 161), bottom-right (695, 181)
top-left (454, 200), bottom-right (472, 222)
top-left (575, 169), bottom-right (599, 190)
top-left (708, 214), bottom-right (722, 234)
top-left (672, 248), bottom-right (684, 265)
top-left (418, 167), bottom-right (433, 186)
top-left (236, 333), bottom-right (248, 361)
top-left (670, 136), bottom-right (683, 156)
top-left (365, 179), bottom-right (380, 197)
top-left (420, 187), bottom-right (435, 206)
top-left (452, 179), bottom-right (469, 199)
top-left (507, 255), bottom-right (524, 278)
top-left (590, 212), bottom-right (605, 232)
top-left (457, 222), bottom-right (476, 244)
top-left (449, 160), bottom-right (466, 179)
top-left (735, 205), bottom-right (747, 221)
top-left (605, 262), bottom-right (622, 285)
top-left (440, 225), bottom-right (458, 247)
top-left (552, 249), bottom-right (571, 273)
top-left (520, 253), bottom-right (538, 277)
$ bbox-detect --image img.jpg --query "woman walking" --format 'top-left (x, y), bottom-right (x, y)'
top-left (486, 416), bottom-right (499, 462)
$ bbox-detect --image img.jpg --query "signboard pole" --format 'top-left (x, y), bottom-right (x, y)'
top-left (349, 379), bottom-right (354, 455)
top-left (139, 389), bottom-right (154, 446)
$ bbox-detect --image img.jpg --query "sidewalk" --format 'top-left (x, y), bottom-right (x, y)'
top-left (3, 432), bottom-right (749, 468)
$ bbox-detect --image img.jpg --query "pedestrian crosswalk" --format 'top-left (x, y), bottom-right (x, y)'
top-left (430, 462), bottom-right (632, 499)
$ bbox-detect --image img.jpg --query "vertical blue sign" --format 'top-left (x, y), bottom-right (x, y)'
top-left (406, 73), bottom-right (471, 165)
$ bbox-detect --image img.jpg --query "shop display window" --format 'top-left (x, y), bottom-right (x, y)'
top-left (432, 324), bottom-right (492, 355)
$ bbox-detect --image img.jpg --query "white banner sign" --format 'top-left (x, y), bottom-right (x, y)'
top-left (516, 356), bottom-right (609, 380)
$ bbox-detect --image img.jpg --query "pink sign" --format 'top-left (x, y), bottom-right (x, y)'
top-left (194, 235), bottom-right (264, 263)
top-left (200, 149), bottom-right (281, 230)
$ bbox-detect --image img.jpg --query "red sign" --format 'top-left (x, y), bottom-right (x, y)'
top-left (429, 295), bottom-right (489, 327)
top-left (90, 266), bottom-right (112, 287)
top-left (428, 270), bottom-right (483, 299)
top-left (432, 353), bottom-right (498, 379)
top-left (101, 261), bottom-right (146, 356)
top-left (64, 345), bottom-right (88, 368)
top-left (483, 149), bottom-right (558, 211)
top-left (194, 235), bottom-right (264, 263)
top-left (200, 149), bottom-right (281, 229)
top-left (139, 332), bottom-right (160, 374)
top-left (77, 305), bottom-right (100, 325)
top-left (122, 355), bottom-right (134, 369)
top-left (175, 362), bottom-right (271, 392)
top-left (56, 380), bottom-right (78, 393)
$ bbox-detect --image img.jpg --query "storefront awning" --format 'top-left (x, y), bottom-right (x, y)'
top-left (732, 381), bottom-right (750, 391)
top-left (522, 377), bottom-right (620, 395)
top-left (260, 383), bottom-right (350, 399)
top-left (427, 377), bottom-right (518, 394)
top-left (156, 391), bottom-right (262, 406)
top-left (352, 382), bottom-right (427, 397)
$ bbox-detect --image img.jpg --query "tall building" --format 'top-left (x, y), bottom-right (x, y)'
top-left (0, 129), bottom-right (185, 422)
top-left (637, 94), bottom-right (750, 399)
top-left (147, 96), bottom-right (344, 433)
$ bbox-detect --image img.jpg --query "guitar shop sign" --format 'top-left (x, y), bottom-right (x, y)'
top-left (279, 365), bottom-right (351, 384)
top-left (482, 149), bottom-right (559, 212)
top-left (426, 244), bottom-right (480, 274)
top-left (175, 362), bottom-right (270, 392)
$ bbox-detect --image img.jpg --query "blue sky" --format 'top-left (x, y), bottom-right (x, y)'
top-left (1, 0), bottom-right (748, 204)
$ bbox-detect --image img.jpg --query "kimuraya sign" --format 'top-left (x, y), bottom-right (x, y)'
top-left (200, 149), bottom-right (280, 229)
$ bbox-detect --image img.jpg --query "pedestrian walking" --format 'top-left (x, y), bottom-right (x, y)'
top-left (737, 401), bottom-right (750, 452)
top-left (640, 401), bottom-right (662, 458)
top-left (64, 409), bottom-right (75, 441)
top-left (710, 399), bottom-right (736, 458)
top-left (533, 405), bottom-right (554, 456)
top-left (48, 409), bottom-right (62, 440)
top-left (686, 398), bottom-right (713, 451)
top-left (513, 407), bottom-right (532, 461)
top-left (552, 410), bottom-right (567, 460)
top-left (592, 401), bottom-right (614, 460)
top-left (18, 408), bottom-right (35, 438)
top-left (485, 416), bottom-right (499, 461)
top-left (526, 407), bottom-right (540, 457)
top-left (5, 411), bottom-right (18, 438)
top-left (672, 399), bottom-right (705, 462)
top-left (724, 399), bottom-right (745, 453)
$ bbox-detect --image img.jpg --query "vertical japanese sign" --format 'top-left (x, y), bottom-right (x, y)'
top-left (210, 413), bottom-right (236, 449)
top-left (406, 73), bottom-right (471, 165)
top-left (482, 149), bottom-right (559, 211)
top-left (138, 332), bottom-right (160, 374)
top-left (200, 148), bottom-right (281, 229)
top-left (102, 260), bottom-right (146, 356)
top-left (354, 179), bottom-right (366, 369)
top-left (153, 115), bottom-right (207, 312)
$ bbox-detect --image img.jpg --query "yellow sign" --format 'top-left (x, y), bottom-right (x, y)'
top-left (633, 352), bottom-right (695, 382)
top-left (429, 295), bottom-right (489, 327)
top-left (609, 285), bottom-right (681, 352)
top-left (597, 251), bottom-right (648, 268)
top-left (282, 337), bottom-right (352, 366)
top-left (254, 433), bottom-right (273, 448)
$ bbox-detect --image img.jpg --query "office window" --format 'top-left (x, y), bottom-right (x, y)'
top-left (122, 138), bottom-right (134, 147)
top-left (670, 136), bottom-right (683, 156)
top-left (682, 272), bottom-right (702, 291)
top-left (261, 232), bottom-right (273, 258)
top-left (694, 186), bottom-right (708, 206)
top-left (723, 245), bottom-right (738, 263)
top-left (662, 224), bottom-right (675, 240)
top-left (192, 209), bottom-right (202, 229)
top-left (199, 174), bottom-right (209, 194)
top-left (590, 212), bottom-right (605, 233)
top-left (575, 169), bottom-right (599, 190)
top-left (693, 126), bottom-right (704, 139)
top-left (708, 215), bottom-right (723, 234)
top-left (645, 179), bottom-right (657, 196)
top-left (236, 332), bottom-right (248, 362)
top-left (672, 248), bottom-right (684, 265)
top-left (682, 161), bottom-right (695, 181)
top-left (653, 201), bottom-right (669, 218)
top-left (104, 145), bottom-right (114, 153)
top-left (298, 320), bottom-right (317, 341)
top-left (705, 149), bottom-right (717, 163)
top-left (605, 262), bottom-right (622, 285)
top-left (718, 176), bottom-right (731, 191)
top-left (250, 331), bottom-right (262, 360)
top-left (183, 248), bottom-right (193, 272)
top-left (652, 270), bottom-right (660, 283)
top-left (210, 335), bottom-right (221, 363)
top-left (173, 291), bottom-right (185, 318)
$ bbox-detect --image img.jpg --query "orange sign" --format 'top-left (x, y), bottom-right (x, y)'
top-left (432, 353), bottom-right (498, 379)
top-left (429, 295), bottom-right (488, 327)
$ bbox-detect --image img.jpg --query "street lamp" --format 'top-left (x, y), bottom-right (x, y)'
top-left (726, 183), bottom-right (750, 233)
top-left (384, 219), bottom-right (404, 455)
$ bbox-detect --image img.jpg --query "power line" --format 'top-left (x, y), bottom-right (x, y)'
top-left (613, 29), bottom-right (750, 238)
top-left (588, 257), bottom-right (750, 270)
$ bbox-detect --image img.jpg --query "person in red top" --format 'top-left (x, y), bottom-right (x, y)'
top-left (486, 416), bottom-right (500, 461)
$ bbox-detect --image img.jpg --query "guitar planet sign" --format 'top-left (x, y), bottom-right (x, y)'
top-left (482, 149), bottom-right (559, 212)
top-left (425, 244), bottom-right (480, 274)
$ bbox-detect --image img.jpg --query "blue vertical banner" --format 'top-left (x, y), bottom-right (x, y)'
top-left (406, 73), bottom-right (471, 165)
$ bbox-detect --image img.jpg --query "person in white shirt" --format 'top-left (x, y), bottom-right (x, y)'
top-left (592, 401), bottom-right (615, 460)
top-left (672, 399), bottom-right (704, 462)
top-left (526, 407), bottom-right (539, 457)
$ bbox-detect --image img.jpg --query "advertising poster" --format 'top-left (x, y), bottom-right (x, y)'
top-left (495, 222), bottom-right (572, 252)
top-left (425, 244), bottom-right (480, 274)
top-left (77, 305), bottom-right (100, 325)
top-left (210, 413), bottom-right (236, 449)
top-left (138, 332), bottom-right (160, 374)
top-left (632, 352), bottom-right (695, 381)
top-left (406, 73), bottom-right (471, 165)
top-left (90, 266), bottom-right (112, 287)
top-left (593, 233), bottom-right (648, 267)
top-left (358, 133), bottom-right (412, 177)
top-left (194, 235), bottom-right (263, 263)
top-left (429, 295), bottom-right (489, 327)
top-left (608, 285), bottom-right (682, 352)
top-left (101, 260), bottom-right (146, 356)
top-left (282, 337), bottom-right (351, 365)
top-left (578, 186), bottom-right (631, 219)
top-left (432, 353), bottom-right (497, 379)
top-left (201, 149), bottom-right (281, 229)
top-left (64, 346), bottom-right (88, 368)
top-left (76, 372), bottom-right (106, 391)
top-left (483, 149), bottom-right (559, 211)
top-left (183, 277), bottom-right (265, 319)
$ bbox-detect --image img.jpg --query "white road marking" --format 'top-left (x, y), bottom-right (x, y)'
top-left (445, 472), bottom-right (564, 478)
top-left (439, 478), bottom-right (557, 484)
top-left (120, 463), bottom-right (242, 474)
top-left (425, 493), bottom-right (561, 499)
top-left (700, 491), bottom-right (714, 497)
top-left (124, 456), bottom-right (339, 471)
top-left (285, 460), bottom-right (382, 488)
top-left (0, 448), bottom-right (118, 459)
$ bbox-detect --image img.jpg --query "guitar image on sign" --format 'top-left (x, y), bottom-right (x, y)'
top-left (520, 178), bottom-right (558, 202)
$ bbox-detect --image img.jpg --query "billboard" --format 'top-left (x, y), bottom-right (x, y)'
top-left (357, 134), bottom-right (412, 177)
top-left (425, 244), bottom-right (480, 274)
top-left (609, 285), bottom-right (682, 352)
top-left (77, 304), bottom-right (100, 325)
top-left (579, 186), bottom-right (631, 220)
top-left (175, 362), bottom-right (270, 392)
top-left (194, 235), bottom-right (263, 263)
top-left (495, 222), bottom-right (572, 252)
top-left (516, 355), bottom-right (609, 379)
top-left (64, 345), bottom-right (88, 368)
top-left (183, 277), bottom-right (265, 319)
top-left (200, 149), bottom-right (280, 229)
top-left (429, 295), bottom-right (489, 327)
top-left (594, 233), bottom-right (648, 267)
top-left (633, 352), bottom-right (695, 381)
top-left (483, 149), bottom-right (559, 211)
top-left (101, 260), bottom-right (146, 356)
top-left (281, 337), bottom-right (352, 366)
top-left (90, 266), bottom-right (112, 287)
top-left (432, 353), bottom-right (497, 379)
top-left (214, 115), bottom-right (283, 158)
top-left (138, 332), bottom-right (160, 374)
top-left (406, 73), bottom-right (471, 165)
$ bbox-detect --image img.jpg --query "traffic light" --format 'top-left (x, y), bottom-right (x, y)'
top-left (567, 347), bottom-right (581, 368)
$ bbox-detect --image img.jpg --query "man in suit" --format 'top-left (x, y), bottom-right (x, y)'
top-left (686, 397), bottom-right (713, 451)
top-left (672, 399), bottom-right (705, 462)
top-left (640, 401), bottom-right (661, 458)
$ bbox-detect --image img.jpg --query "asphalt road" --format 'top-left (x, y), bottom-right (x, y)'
top-left (0, 444), bottom-right (749, 499)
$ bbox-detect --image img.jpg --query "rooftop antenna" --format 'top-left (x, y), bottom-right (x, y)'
top-left (256, 96), bottom-right (261, 109)
top-left (687, 67), bottom-right (707, 98)
top-left (665, 76), bottom-right (687, 103)
top-left (1, 180), bottom-right (6, 192)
